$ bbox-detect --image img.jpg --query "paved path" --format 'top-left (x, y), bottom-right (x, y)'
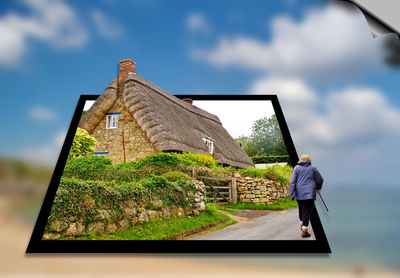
top-left (191, 208), bottom-right (315, 240)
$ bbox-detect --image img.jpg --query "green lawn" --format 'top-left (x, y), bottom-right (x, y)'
top-left (223, 196), bottom-right (297, 210)
top-left (74, 206), bottom-right (236, 240)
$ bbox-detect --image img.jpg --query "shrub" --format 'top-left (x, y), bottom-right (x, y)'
top-left (63, 156), bottom-right (112, 180)
top-left (141, 175), bottom-right (170, 189)
top-left (102, 167), bottom-right (143, 183)
top-left (64, 162), bottom-right (151, 183)
top-left (162, 171), bottom-right (192, 182)
top-left (63, 152), bottom-right (227, 182)
top-left (251, 155), bottom-right (290, 164)
top-left (238, 164), bottom-right (293, 184)
top-left (134, 152), bottom-right (219, 169)
top-left (69, 128), bottom-right (98, 159)
top-left (196, 165), bottom-right (236, 178)
top-left (135, 152), bottom-right (188, 169)
top-left (180, 152), bottom-right (218, 168)
top-left (140, 175), bottom-right (197, 206)
top-left (267, 164), bottom-right (293, 184)
top-left (114, 161), bottom-right (138, 169)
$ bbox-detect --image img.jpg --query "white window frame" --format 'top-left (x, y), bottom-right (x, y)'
top-left (202, 137), bottom-right (215, 154)
top-left (106, 114), bottom-right (119, 129)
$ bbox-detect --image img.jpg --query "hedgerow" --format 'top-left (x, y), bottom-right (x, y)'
top-left (61, 152), bottom-right (293, 189)
top-left (251, 155), bottom-right (290, 164)
top-left (62, 152), bottom-right (220, 181)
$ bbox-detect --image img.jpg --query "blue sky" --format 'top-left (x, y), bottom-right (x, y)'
top-left (1, 0), bottom-right (400, 184)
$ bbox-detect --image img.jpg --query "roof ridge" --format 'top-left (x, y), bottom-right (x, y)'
top-left (125, 73), bottom-right (221, 124)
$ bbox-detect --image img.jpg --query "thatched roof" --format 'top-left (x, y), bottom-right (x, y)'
top-left (79, 78), bottom-right (118, 133)
top-left (79, 71), bottom-right (253, 168)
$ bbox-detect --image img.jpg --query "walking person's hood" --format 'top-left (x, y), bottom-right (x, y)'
top-left (290, 159), bottom-right (323, 200)
top-left (298, 159), bottom-right (311, 166)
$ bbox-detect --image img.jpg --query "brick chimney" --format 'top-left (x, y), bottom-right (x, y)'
top-left (118, 59), bottom-right (136, 96)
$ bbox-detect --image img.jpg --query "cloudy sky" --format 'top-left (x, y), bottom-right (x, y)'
top-left (1, 0), bottom-right (400, 184)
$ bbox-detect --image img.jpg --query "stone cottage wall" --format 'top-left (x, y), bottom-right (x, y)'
top-left (237, 176), bottom-right (289, 205)
top-left (90, 98), bottom-right (157, 164)
top-left (43, 180), bottom-right (207, 239)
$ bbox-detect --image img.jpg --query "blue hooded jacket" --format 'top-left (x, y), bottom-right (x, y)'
top-left (290, 160), bottom-right (324, 200)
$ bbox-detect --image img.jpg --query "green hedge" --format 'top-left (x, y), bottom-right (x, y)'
top-left (134, 152), bottom-right (218, 169)
top-left (62, 152), bottom-right (219, 182)
top-left (251, 155), bottom-right (290, 164)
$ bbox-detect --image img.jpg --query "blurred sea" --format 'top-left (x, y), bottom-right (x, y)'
top-left (321, 184), bottom-right (400, 269)
top-left (1, 159), bottom-right (399, 277)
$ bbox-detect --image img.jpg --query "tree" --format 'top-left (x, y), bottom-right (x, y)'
top-left (236, 115), bottom-right (287, 156)
top-left (69, 128), bottom-right (98, 159)
top-left (235, 135), bottom-right (259, 157)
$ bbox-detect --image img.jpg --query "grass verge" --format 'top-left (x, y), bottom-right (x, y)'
top-left (207, 203), bottom-right (241, 214)
top-left (223, 196), bottom-right (297, 210)
top-left (73, 205), bottom-right (235, 240)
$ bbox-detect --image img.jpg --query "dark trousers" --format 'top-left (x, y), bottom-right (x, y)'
top-left (297, 199), bottom-right (314, 227)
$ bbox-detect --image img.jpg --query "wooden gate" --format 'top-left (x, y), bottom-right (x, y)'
top-left (191, 168), bottom-right (237, 204)
top-left (196, 176), bottom-right (237, 204)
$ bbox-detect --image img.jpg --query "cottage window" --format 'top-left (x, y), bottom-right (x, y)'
top-left (106, 114), bottom-right (119, 129)
top-left (202, 137), bottom-right (214, 154)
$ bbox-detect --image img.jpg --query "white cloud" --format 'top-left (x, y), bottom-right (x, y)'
top-left (91, 10), bottom-right (123, 40)
top-left (188, 3), bottom-right (400, 184)
top-left (250, 77), bottom-right (400, 183)
top-left (20, 131), bottom-right (66, 165)
top-left (193, 100), bottom-right (275, 138)
top-left (191, 4), bottom-right (384, 81)
top-left (84, 100), bottom-right (95, 111)
top-left (251, 76), bottom-right (321, 142)
top-left (0, 0), bottom-right (88, 66)
top-left (28, 106), bottom-right (57, 121)
top-left (186, 12), bottom-right (211, 34)
top-left (323, 88), bottom-right (400, 145)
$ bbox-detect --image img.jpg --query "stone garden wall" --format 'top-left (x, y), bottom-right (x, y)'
top-left (43, 179), bottom-right (206, 239)
top-left (237, 176), bottom-right (289, 205)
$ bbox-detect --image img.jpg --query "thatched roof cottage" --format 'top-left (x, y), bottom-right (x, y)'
top-left (79, 59), bottom-right (253, 168)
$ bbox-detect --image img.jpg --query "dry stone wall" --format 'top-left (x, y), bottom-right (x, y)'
top-left (237, 176), bottom-right (289, 205)
top-left (43, 180), bottom-right (207, 239)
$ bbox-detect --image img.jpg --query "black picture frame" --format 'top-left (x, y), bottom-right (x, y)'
top-left (26, 94), bottom-right (331, 253)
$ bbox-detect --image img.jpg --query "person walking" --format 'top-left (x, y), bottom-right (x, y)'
top-left (290, 154), bottom-right (324, 238)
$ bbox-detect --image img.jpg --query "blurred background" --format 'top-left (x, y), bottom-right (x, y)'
top-left (1, 0), bottom-right (400, 277)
